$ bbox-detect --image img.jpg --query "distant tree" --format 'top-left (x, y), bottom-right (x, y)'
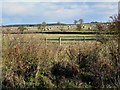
top-left (76, 19), bottom-right (84, 31)
top-left (74, 20), bottom-right (78, 24)
top-left (42, 22), bottom-right (47, 31)
top-left (38, 22), bottom-right (47, 32)
top-left (42, 22), bottom-right (47, 26)
top-left (91, 21), bottom-right (98, 24)
top-left (57, 22), bottom-right (61, 25)
top-left (78, 19), bottom-right (83, 24)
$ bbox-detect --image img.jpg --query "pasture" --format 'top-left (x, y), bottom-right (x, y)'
top-left (2, 23), bottom-right (96, 34)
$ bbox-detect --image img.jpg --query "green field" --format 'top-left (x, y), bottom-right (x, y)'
top-left (3, 33), bottom-right (117, 44)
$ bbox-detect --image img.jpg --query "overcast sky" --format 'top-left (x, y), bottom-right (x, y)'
top-left (1, 1), bottom-right (118, 25)
top-left (2, 0), bottom-right (120, 2)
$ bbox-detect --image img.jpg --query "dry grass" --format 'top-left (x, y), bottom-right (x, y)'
top-left (2, 33), bottom-right (119, 89)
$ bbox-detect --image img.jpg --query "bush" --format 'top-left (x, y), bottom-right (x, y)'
top-left (76, 41), bottom-right (120, 88)
top-left (26, 73), bottom-right (56, 89)
top-left (51, 61), bottom-right (79, 79)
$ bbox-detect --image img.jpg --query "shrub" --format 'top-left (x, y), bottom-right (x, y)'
top-left (3, 34), bottom-right (119, 88)
top-left (76, 40), bottom-right (119, 88)
top-left (26, 73), bottom-right (56, 89)
top-left (51, 61), bottom-right (79, 79)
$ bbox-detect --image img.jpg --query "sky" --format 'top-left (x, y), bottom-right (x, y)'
top-left (2, 0), bottom-right (120, 2)
top-left (1, 0), bottom-right (119, 25)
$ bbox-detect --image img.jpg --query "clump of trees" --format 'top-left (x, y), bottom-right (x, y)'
top-left (74, 19), bottom-right (84, 31)
top-left (38, 22), bottom-right (47, 32)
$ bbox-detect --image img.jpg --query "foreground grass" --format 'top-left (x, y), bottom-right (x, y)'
top-left (2, 34), bottom-right (120, 89)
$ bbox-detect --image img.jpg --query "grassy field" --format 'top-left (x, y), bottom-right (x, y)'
top-left (2, 22), bottom-right (120, 89)
top-left (3, 33), bottom-right (117, 44)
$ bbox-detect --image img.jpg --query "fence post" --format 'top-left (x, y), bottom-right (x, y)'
top-left (83, 36), bottom-right (85, 42)
top-left (59, 37), bottom-right (61, 46)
